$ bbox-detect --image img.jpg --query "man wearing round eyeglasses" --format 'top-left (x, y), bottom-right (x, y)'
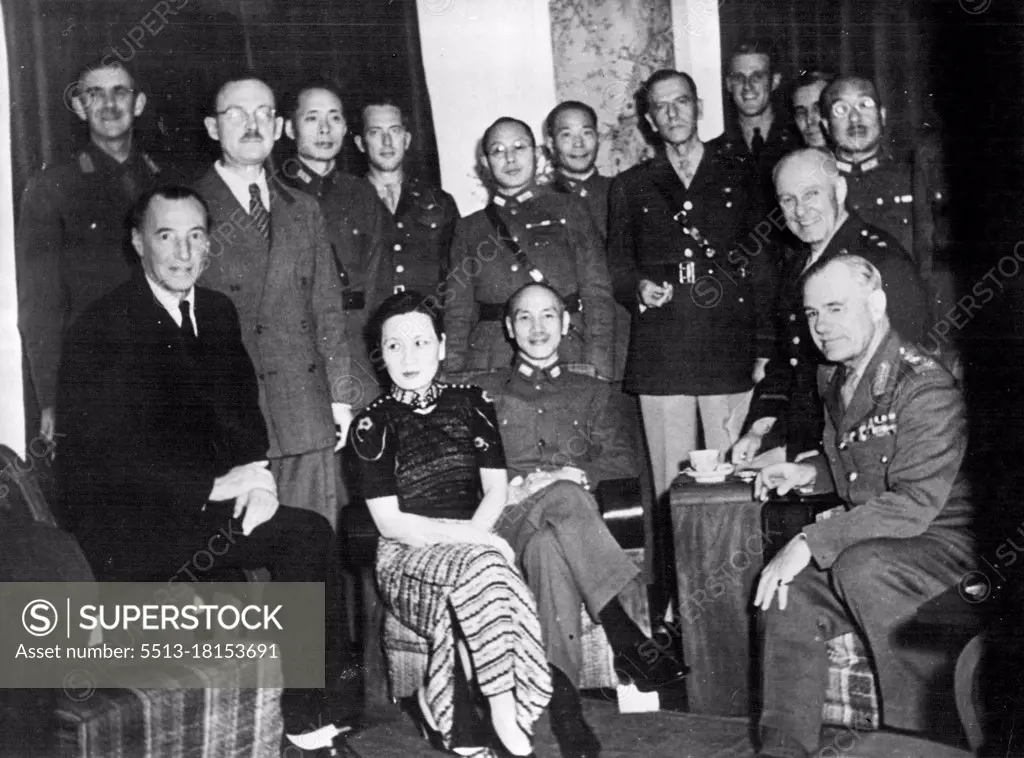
top-left (444, 117), bottom-right (615, 383)
top-left (194, 76), bottom-right (353, 528)
top-left (17, 57), bottom-right (162, 451)
top-left (820, 76), bottom-right (948, 281)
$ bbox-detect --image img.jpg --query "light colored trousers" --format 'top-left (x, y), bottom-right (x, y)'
top-left (639, 391), bottom-right (752, 500)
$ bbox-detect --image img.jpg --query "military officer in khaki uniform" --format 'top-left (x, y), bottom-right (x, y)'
top-left (279, 82), bottom-right (390, 409)
top-left (608, 69), bottom-right (776, 499)
top-left (820, 76), bottom-right (949, 281)
top-left (18, 58), bottom-right (161, 445)
top-left (444, 117), bottom-right (615, 381)
top-left (544, 100), bottom-right (631, 382)
top-left (355, 99), bottom-right (458, 301)
top-left (733, 148), bottom-right (928, 464)
top-left (752, 254), bottom-right (976, 758)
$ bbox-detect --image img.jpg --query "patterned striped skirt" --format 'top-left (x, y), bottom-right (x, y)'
top-left (376, 537), bottom-right (552, 753)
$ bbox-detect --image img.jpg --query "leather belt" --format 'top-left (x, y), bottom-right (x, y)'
top-left (477, 292), bottom-right (581, 322)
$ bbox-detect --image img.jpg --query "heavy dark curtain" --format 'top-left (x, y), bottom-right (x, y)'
top-left (4, 0), bottom-right (440, 200)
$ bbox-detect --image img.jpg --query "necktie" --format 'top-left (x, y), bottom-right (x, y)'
top-left (178, 300), bottom-right (198, 350)
top-left (751, 127), bottom-right (765, 157)
top-left (248, 183), bottom-right (270, 239)
top-left (840, 368), bottom-right (859, 409)
top-left (385, 184), bottom-right (400, 214)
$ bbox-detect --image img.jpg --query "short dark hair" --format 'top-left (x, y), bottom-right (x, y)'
top-left (506, 282), bottom-right (565, 321)
top-left (286, 80), bottom-right (346, 123)
top-left (638, 69), bottom-right (699, 120)
top-left (209, 72), bottom-right (276, 116)
top-left (129, 185), bottom-right (210, 232)
top-left (819, 75), bottom-right (883, 119)
top-left (544, 101), bottom-right (598, 139)
top-left (482, 117), bottom-right (536, 149)
top-left (728, 38), bottom-right (778, 75)
top-left (73, 56), bottom-right (141, 96)
top-left (367, 290), bottom-right (444, 354)
top-left (358, 98), bottom-right (408, 133)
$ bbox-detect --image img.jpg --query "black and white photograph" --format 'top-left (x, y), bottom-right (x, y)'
top-left (0, 0), bottom-right (1022, 756)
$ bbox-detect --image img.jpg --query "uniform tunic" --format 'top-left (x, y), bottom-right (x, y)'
top-left (350, 384), bottom-right (552, 747)
top-left (445, 185), bottom-right (615, 379)
top-left (550, 169), bottom-right (631, 382)
top-left (608, 145), bottom-right (776, 396)
top-left (836, 142), bottom-right (948, 274)
top-left (472, 361), bottom-right (642, 686)
top-left (279, 159), bottom-right (389, 408)
top-left (747, 211), bottom-right (928, 456)
top-left (17, 144), bottom-right (161, 409)
top-left (374, 176), bottom-right (459, 298)
top-left (760, 329), bottom-right (976, 753)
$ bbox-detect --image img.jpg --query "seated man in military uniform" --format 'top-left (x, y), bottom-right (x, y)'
top-left (752, 255), bottom-right (976, 758)
top-left (473, 282), bottom-right (683, 758)
top-left (733, 147), bottom-right (928, 464)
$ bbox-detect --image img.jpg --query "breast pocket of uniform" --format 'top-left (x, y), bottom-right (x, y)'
top-left (526, 220), bottom-right (566, 250)
top-left (845, 422), bottom-right (898, 474)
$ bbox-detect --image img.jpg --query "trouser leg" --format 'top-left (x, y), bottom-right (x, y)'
top-left (639, 394), bottom-right (698, 500)
top-left (698, 389), bottom-right (753, 460)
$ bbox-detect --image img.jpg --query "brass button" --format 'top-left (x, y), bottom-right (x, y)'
top-left (848, 472), bottom-right (858, 482)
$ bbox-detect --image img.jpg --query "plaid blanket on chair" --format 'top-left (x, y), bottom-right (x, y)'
top-left (823, 631), bottom-right (880, 731)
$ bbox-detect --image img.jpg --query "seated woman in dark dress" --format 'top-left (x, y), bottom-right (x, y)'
top-left (350, 291), bottom-right (551, 757)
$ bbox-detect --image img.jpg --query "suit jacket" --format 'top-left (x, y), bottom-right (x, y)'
top-left (801, 329), bottom-right (974, 569)
top-left (608, 145), bottom-right (776, 395)
top-left (194, 168), bottom-right (349, 457)
top-left (57, 273), bottom-right (268, 570)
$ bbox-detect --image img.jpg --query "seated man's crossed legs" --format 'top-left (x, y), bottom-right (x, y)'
top-left (496, 479), bottom-right (685, 758)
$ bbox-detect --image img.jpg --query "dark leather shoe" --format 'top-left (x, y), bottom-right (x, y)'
top-left (550, 709), bottom-right (600, 758)
top-left (614, 648), bottom-right (688, 693)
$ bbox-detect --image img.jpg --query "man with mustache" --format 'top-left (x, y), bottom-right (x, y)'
top-left (279, 82), bottom-right (389, 411)
top-left (194, 76), bottom-right (353, 533)
top-left (355, 98), bottom-right (458, 302)
top-left (732, 148), bottom-right (927, 464)
top-left (17, 57), bottom-right (162, 452)
top-left (820, 76), bottom-right (948, 275)
top-left (608, 69), bottom-right (775, 501)
top-left (473, 282), bottom-right (685, 758)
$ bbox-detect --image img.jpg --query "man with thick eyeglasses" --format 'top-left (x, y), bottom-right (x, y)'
top-left (193, 75), bottom-right (354, 535)
top-left (710, 38), bottom-right (800, 220)
top-left (16, 57), bottom-right (162, 455)
top-left (820, 76), bottom-right (949, 289)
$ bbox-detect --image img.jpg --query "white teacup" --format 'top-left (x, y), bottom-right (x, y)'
top-left (689, 449), bottom-right (720, 473)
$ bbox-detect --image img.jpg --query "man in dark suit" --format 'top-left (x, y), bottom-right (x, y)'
top-left (752, 255), bottom-right (976, 758)
top-left (195, 75), bottom-right (352, 530)
top-left (57, 186), bottom-right (357, 755)
top-left (608, 69), bottom-right (775, 500)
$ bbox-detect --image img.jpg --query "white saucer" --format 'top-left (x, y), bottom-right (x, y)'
top-left (682, 463), bottom-right (735, 483)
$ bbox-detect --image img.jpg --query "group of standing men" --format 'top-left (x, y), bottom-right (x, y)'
top-left (15, 33), bottom-right (964, 758)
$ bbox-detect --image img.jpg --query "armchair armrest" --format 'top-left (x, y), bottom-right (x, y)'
top-left (594, 477), bottom-right (645, 550)
top-left (760, 492), bottom-right (844, 564)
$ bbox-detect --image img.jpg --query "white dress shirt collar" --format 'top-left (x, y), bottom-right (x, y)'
top-left (144, 274), bottom-right (197, 334)
top-left (214, 161), bottom-right (270, 213)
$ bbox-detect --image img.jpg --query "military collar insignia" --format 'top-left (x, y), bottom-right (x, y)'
top-left (515, 359), bottom-right (562, 381)
top-left (835, 155), bottom-right (881, 176)
top-left (390, 382), bottom-right (444, 409)
top-left (295, 165), bottom-right (313, 185)
top-left (871, 359), bottom-right (892, 398)
top-left (142, 153), bottom-right (161, 175)
top-left (78, 151), bottom-right (96, 174)
top-left (493, 188), bottom-right (535, 207)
